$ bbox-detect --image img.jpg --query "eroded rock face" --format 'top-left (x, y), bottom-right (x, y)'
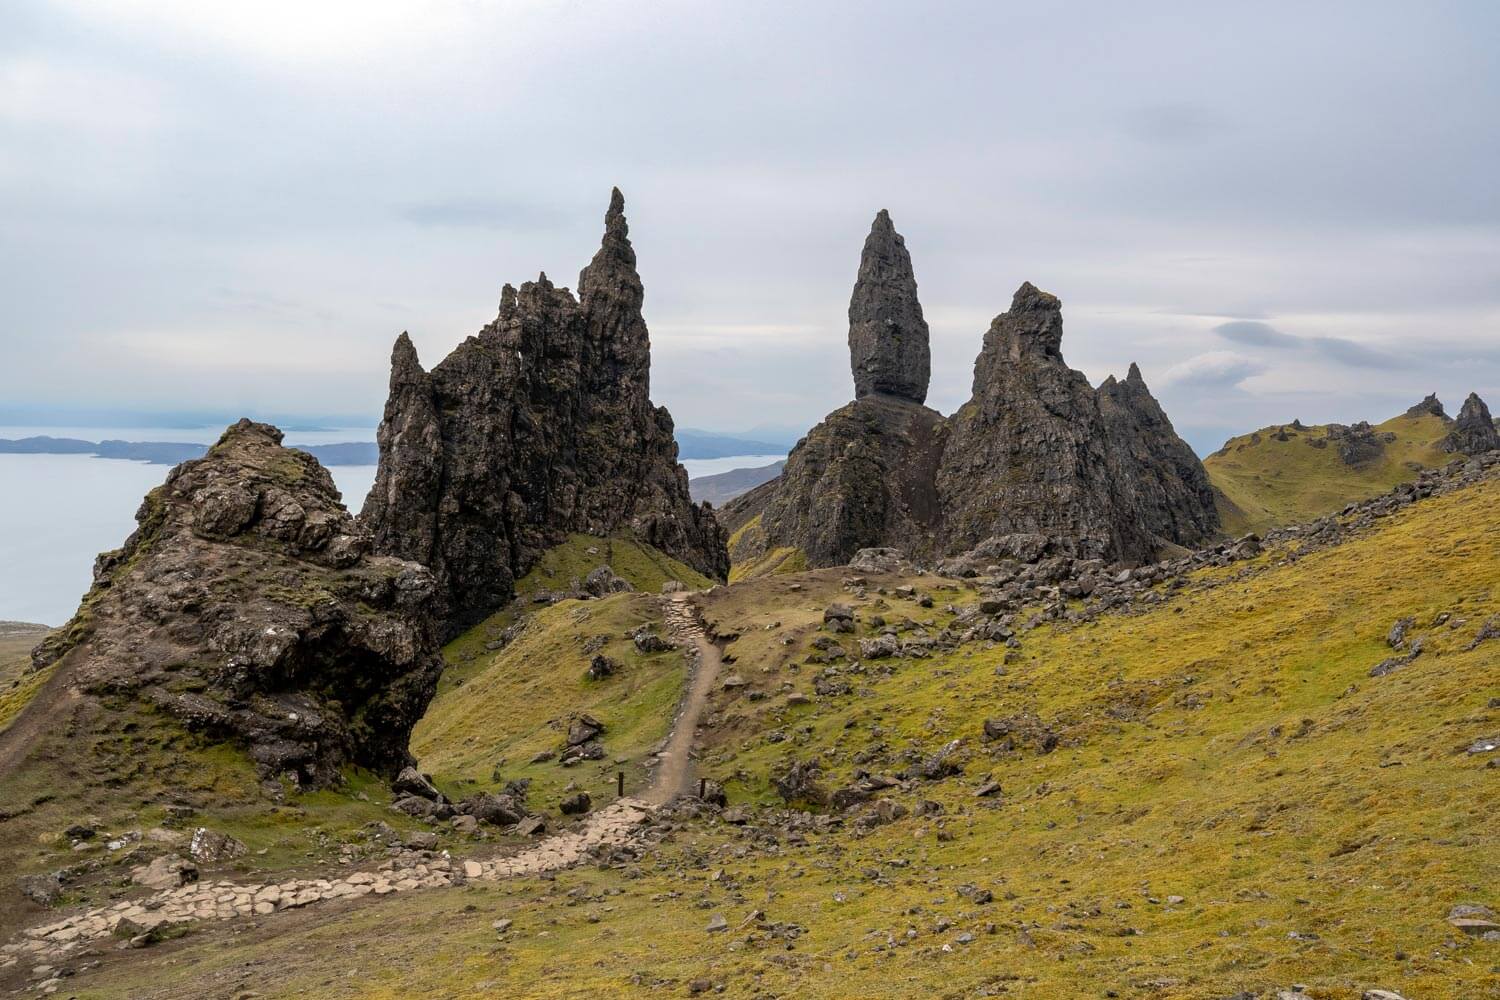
top-left (1097, 364), bottom-right (1220, 547)
top-left (733, 223), bottom-right (1216, 571)
top-left (848, 210), bottom-right (931, 403)
top-left (31, 420), bottom-right (444, 786)
top-left (749, 395), bottom-right (947, 566)
top-left (1443, 392), bottom-right (1499, 454)
top-left (362, 190), bottom-right (728, 637)
top-left (937, 283), bottom-right (1156, 563)
top-left (1406, 393), bottom-right (1448, 419)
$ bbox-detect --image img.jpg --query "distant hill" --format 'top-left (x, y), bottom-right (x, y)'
top-left (673, 429), bottom-right (792, 459)
top-left (0, 436), bottom-right (378, 466)
top-left (1204, 399), bottom-right (1456, 534)
top-left (688, 460), bottom-right (784, 505)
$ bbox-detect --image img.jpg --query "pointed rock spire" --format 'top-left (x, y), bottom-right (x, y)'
top-left (1443, 391), bottom-right (1499, 454)
top-left (1097, 363), bottom-right (1220, 546)
top-left (579, 186), bottom-right (641, 311)
top-left (848, 209), bottom-right (931, 403)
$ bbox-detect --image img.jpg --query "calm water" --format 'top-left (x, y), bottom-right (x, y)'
top-left (0, 424), bottom-right (377, 626)
top-left (678, 454), bottom-right (784, 478)
top-left (0, 439), bottom-right (778, 627)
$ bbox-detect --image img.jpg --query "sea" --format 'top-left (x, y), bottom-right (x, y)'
top-left (0, 432), bottom-right (781, 627)
top-left (0, 425), bottom-right (378, 627)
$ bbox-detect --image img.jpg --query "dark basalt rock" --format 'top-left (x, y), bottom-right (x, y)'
top-left (361, 190), bottom-right (728, 637)
top-left (1322, 420), bottom-right (1390, 468)
top-left (745, 395), bottom-right (947, 567)
top-left (1443, 392), bottom-right (1499, 454)
top-left (29, 420), bottom-right (444, 787)
top-left (937, 283), bottom-right (1156, 563)
top-left (848, 210), bottom-right (931, 403)
top-left (1097, 363), bottom-right (1220, 547)
top-left (733, 220), bottom-right (1216, 571)
top-left (1406, 393), bottom-right (1448, 419)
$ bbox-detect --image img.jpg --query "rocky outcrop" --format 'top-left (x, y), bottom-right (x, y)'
top-left (1443, 392), bottom-right (1499, 454)
top-left (1406, 393), bottom-right (1448, 419)
top-left (750, 395), bottom-right (947, 567)
top-left (361, 190), bottom-right (728, 637)
top-left (937, 283), bottom-right (1158, 563)
top-left (1097, 364), bottom-right (1220, 547)
top-left (28, 420), bottom-right (444, 787)
top-left (729, 212), bottom-right (947, 567)
top-left (733, 219), bottom-right (1217, 571)
top-left (848, 210), bottom-right (931, 403)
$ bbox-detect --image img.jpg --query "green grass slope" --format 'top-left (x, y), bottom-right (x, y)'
top-left (65, 470), bottom-right (1499, 999)
top-left (412, 592), bottom-right (683, 809)
top-left (1205, 411), bottom-right (1452, 534)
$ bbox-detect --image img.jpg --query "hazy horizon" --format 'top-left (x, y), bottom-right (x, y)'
top-left (3, 1), bottom-right (1498, 454)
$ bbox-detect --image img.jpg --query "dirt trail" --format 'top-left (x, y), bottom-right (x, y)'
top-left (3, 591), bottom-right (721, 974)
top-left (645, 593), bottom-right (721, 804)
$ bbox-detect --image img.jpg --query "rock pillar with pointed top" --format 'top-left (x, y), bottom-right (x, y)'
top-left (362, 189), bottom-right (728, 638)
top-left (1444, 392), bottom-right (1499, 454)
top-left (848, 210), bottom-right (931, 403)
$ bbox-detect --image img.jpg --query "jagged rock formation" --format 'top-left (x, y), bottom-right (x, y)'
top-left (362, 190), bottom-right (728, 637)
top-left (1097, 363), bottom-right (1220, 547)
top-left (27, 420), bottom-right (444, 786)
top-left (1444, 392), bottom-right (1499, 454)
top-left (728, 212), bottom-right (946, 567)
top-left (1406, 393), bottom-right (1448, 419)
top-left (937, 283), bottom-right (1160, 563)
top-left (747, 396), bottom-right (947, 567)
top-left (848, 210), bottom-right (931, 403)
top-left (730, 216), bottom-right (1217, 571)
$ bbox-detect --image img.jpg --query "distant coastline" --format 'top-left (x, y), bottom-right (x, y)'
top-left (0, 436), bottom-right (379, 466)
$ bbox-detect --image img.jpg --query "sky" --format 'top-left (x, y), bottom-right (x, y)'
top-left (2, 1), bottom-right (1497, 454)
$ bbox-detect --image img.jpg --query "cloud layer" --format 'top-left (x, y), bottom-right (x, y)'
top-left (1, 0), bottom-right (1497, 455)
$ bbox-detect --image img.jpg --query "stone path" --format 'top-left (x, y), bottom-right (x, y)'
top-left (645, 594), bottom-right (721, 804)
top-left (3, 595), bottom-right (720, 982)
top-left (2, 798), bottom-right (652, 976)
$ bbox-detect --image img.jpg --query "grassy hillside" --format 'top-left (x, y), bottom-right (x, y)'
top-left (1205, 411), bottom-right (1452, 534)
top-left (0, 535), bottom-right (704, 942)
top-left (412, 592), bottom-right (684, 810)
top-left (63, 468), bottom-right (1499, 999)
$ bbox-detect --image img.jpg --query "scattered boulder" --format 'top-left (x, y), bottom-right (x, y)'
top-left (566, 714), bottom-right (605, 747)
top-left (393, 766), bottom-right (445, 802)
top-left (586, 654), bottom-right (619, 680)
top-left (459, 793), bottom-right (525, 827)
top-left (132, 854), bottom-right (199, 890)
top-left (582, 565), bottom-right (633, 597)
top-left (188, 828), bottom-right (247, 863)
top-left (17, 873), bottom-right (63, 907)
top-left (982, 713), bottom-right (1059, 754)
top-left (560, 792), bottom-right (592, 816)
top-left (632, 626), bottom-right (673, 653)
top-left (859, 634), bottom-right (900, 659)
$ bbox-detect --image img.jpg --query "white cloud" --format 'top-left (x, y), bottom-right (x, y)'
top-left (1160, 351), bottom-right (1267, 390)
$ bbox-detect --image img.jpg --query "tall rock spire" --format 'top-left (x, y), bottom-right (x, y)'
top-left (362, 191), bottom-right (728, 638)
top-left (848, 209), bottom-right (931, 404)
top-left (1443, 391), bottom-right (1499, 454)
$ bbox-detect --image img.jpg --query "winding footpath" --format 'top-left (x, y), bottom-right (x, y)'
top-left (1, 594), bottom-right (717, 978)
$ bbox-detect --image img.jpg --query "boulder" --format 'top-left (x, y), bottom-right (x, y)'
top-left (559, 791), bottom-right (592, 816)
top-left (132, 854), bottom-right (199, 890)
top-left (188, 828), bottom-right (247, 863)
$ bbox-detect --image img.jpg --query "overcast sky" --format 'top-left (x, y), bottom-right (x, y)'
top-left (2, 1), bottom-right (1497, 452)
